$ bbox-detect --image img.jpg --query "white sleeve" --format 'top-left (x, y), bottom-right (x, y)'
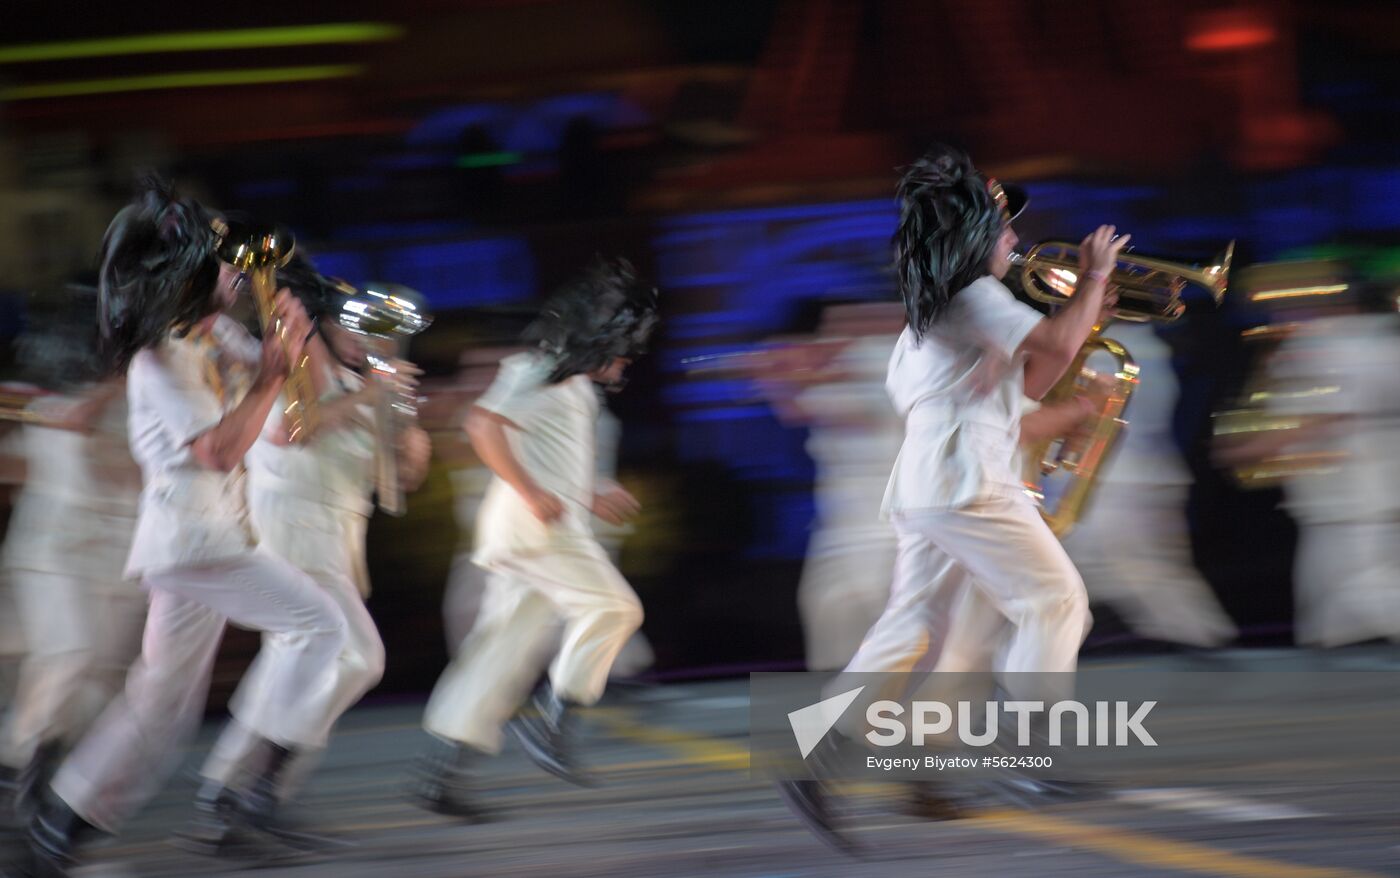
top-left (958, 278), bottom-right (1044, 361)
top-left (130, 349), bottom-right (224, 448)
top-left (474, 355), bottom-right (543, 426)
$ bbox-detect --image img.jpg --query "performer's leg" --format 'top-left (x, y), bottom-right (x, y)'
top-left (423, 570), bottom-right (558, 754)
top-left (49, 587), bottom-right (225, 834)
top-left (414, 570), bottom-right (557, 817)
top-left (201, 572), bottom-right (382, 798)
top-left (2, 572), bottom-right (90, 771)
top-left (844, 526), bottom-right (962, 675)
top-left (533, 545), bottom-right (643, 706)
top-left (914, 496), bottom-right (1090, 687)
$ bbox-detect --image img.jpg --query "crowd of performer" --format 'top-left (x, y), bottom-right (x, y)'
top-left (1, 142), bottom-right (1398, 872)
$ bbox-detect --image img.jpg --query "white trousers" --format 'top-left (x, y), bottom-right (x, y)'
top-left (50, 551), bottom-right (346, 831)
top-left (1062, 482), bottom-right (1236, 647)
top-left (200, 567), bottom-right (384, 791)
top-left (844, 495), bottom-right (1091, 701)
top-left (1294, 518), bottom-right (1400, 647)
top-left (798, 524), bottom-right (897, 672)
top-left (424, 542), bottom-right (643, 753)
top-left (0, 572), bottom-right (146, 768)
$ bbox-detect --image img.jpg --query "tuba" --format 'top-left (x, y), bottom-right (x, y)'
top-left (1012, 240), bottom-right (1233, 536)
top-left (216, 220), bottom-right (319, 443)
top-left (334, 282), bottom-right (432, 516)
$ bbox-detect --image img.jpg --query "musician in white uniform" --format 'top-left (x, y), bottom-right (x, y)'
top-left (777, 145), bottom-right (1127, 850)
top-left (757, 303), bottom-right (905, 671)
top-left (18, 181), bottom-right (346, 876)
top-left (0, 300), bottom-right (144, 824)
top-left (1240, 285), bottom-right (1400, 646)
top-left (414, 258), bottom-right (657, 816)
top-left (189, 259), bottom-right (430, 845)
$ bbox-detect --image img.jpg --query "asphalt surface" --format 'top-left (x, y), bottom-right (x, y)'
top-left (5, 649), bottom-right (1400, 877)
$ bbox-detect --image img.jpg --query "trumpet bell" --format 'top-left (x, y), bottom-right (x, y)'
top-left (337, 283), bottom-right (433, 339)
top-left (215, 219), bottom-right (295, 270)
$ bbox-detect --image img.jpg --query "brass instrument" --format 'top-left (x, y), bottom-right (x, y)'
top-left (1211, 260), bottom-right (1353, 487)
top-left (1013, 241), bottom-right (1234, 536)
top-left (216, 220), bottom-right (318, 443)
top-left (0, 390), bottom-right (48, 424)
top-left (334, 282), bottom-right (432, 516)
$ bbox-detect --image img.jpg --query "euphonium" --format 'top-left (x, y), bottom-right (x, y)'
top-left (216, 220), bottom-right (318, 443)
top-left (1012, 240), bottom-right (1234, 536)
top-left (334, 282), bottom-right (432, 516)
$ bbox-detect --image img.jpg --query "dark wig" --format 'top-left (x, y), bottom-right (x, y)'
top-left (277, 250), bottom-right (347, 321)
top-left (893, 145), bottom-right (1003, 340)
top-left (98, 175), bottom-right (222, 371)
top-left (523, 257), bottom-right (659, 384)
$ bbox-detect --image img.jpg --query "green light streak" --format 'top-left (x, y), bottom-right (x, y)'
top-left (455, 152), bottom-right (524, 168)
top-left (1, 65), bottom-right (364, 101)
top-left (0, 23), bottom-right (401, 64)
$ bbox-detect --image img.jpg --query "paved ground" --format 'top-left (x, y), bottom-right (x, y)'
top-left (9, 649), bottom-right (1400, 877)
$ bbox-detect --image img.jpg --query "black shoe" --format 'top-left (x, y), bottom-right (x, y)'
top-left (0, 768), bottom-right (20, 831)
top-left (508, 683), bottom-right (597, 787)
top-left (985, 772), bottom-right (1104, 809)
top-left (170, 784), bottom-right (317, 862)
top-left (24, 795), bottom-right (97, 877)
top-left (406, 740), bottom-right (491, 823)
top-left (774, 780), bottom-right (862, 857)
top-left (897, 782), bottom-right (967, 821)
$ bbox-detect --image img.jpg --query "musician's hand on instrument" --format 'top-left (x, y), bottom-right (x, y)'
top-left (592, 483), bottom-right (641, 526)
top-left (1098, 288), bottom-right (1120, 323)
top-left (1079, 225), bottom-right (1132, 279)
top-left (523, 485), bottom-right (565, 524)
top-left (397, 426), bottom-right (433, 491)
top-left (271, 289), bottom-right (312, 373)
top-left (384, 359), bottom-right (422, 396)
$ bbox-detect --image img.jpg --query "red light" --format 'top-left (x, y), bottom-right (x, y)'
top-left (1186, 10), bottom-right (1277, 52)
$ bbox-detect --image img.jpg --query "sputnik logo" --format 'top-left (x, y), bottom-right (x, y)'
top-left (786, 686), bottom-right (864, 759)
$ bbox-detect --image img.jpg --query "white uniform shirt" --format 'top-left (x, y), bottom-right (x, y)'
top-left (798, 334), bottom-right (904, 533)
top-left (472, 352), bottom-right (599, 565)
top-left (246, 364), bottom-right (376, 519)
top-left (124, 315), bottom-right (259, 578)
top-left (881, 276), bottom-right (1043, 516)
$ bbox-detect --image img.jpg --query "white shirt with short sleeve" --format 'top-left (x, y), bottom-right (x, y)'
top-left (472, 352), bottom-right (600, 566)
top-left (881, 275), bottom-right (1043, 516)
top-left (124, 315), bottom-right (260, 578)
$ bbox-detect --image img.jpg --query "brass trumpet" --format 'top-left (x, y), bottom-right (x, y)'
top-left (216, 220), bottom-right (319, 443)
top-left (1013, 240), bottom-right (1234, 536)
top-left (1012, 240), bottom-right (1233, 320)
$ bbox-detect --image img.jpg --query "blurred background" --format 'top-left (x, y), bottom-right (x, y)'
top-left (2, 0), bottom-right (1399, 701)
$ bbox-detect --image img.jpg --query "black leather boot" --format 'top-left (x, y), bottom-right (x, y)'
top-left (24, 794), bottom-right (97, 877)
top-left (773, 732), bottom-right (862, 857)
top-left (0, 766), bottom-right (20, 831)
top-left (408, 738), bottom-right (489, 822)
top-left (507, 682), bottom-right (596, 787)
top-left (170, 780), bottom-right (245, 857)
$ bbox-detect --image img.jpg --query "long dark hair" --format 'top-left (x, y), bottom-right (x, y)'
top-left (893, 145), bottom-right (1002, 340)
top-left (524, 256), bottom-right (659, 384)
top-left (98, 175), bottom-right (221, 371)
